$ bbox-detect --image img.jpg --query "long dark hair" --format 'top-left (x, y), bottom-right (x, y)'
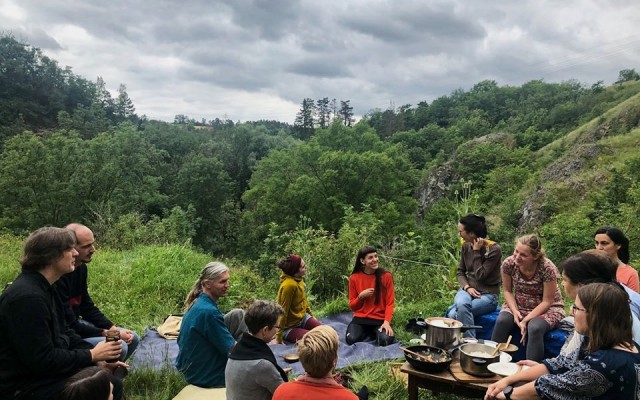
top-left (351, 246), bottom-right (387, 304)
top-left (595, 226), bottom-right (630, 263)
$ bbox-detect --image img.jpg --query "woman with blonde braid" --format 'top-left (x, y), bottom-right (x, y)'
top-left (176, 262), bottom-right (247, 388)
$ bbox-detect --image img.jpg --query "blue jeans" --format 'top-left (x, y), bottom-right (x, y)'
top-left (446, 289), bottom-right (498, 338)
top-left (79, 321), bottom-right (140, 361)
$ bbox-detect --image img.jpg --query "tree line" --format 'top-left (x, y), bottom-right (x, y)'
top-left (2, 33), bottom-right (640, 267)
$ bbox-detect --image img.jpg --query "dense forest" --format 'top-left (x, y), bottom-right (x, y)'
top-left (2, 33), bottom-right (640, 284)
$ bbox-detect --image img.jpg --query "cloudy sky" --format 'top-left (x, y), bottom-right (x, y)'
top-left (2, 0), bottom-right (639, 124)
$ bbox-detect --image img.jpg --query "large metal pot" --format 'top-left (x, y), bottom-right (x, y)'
top-left (422, 317), bottom-right (482, 350)
top-left (458, 343), bottom-right (500, 376)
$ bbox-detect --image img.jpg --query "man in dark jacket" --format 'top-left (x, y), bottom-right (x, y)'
top-left (55, 223), bottom-right (139, 361)
top-left (0, 227), bottom-right (124, 399)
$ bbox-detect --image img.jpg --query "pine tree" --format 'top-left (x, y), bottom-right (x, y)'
top-left (339, 100), bottom-right (354, 127)
top-left (115, 84), bottom-right (136, 121)
top-left (315, 97), bottom-right (330, 129)
top-left (293, 98), bottom-right (315, 140)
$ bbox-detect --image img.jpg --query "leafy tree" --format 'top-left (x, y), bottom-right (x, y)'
top-left (453, 138), bottom-right (531, 188)
top-left (364, 106), bottom-right (408, 138)
top-left (0, 131), bottom-right (85, 230)
top-left (57, 102), bottom-right (111, 139)
top-left (173, 152), bottom-right (236, 252)
top-left (78, 123), bottom-right (167, 222)
top-left (616, 69), bottom-right (640, 84)
top-left (0, 34), bottom-right (97, 132)
top-left (240, 122), bottom-right (418, 255)
top-left (203, 123), bottom-right (296, 199)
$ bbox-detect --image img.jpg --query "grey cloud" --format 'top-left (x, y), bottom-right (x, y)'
top-left (341, 3), bottom-right (485, 44)
top-left (4, 0), bottom-right (639, 122)
top-left (287, 58), bottom-right (352, 78)
top-left (3, 27), bottom-right (62, 50)
top-left (225, 0), bottom-right (303, 41)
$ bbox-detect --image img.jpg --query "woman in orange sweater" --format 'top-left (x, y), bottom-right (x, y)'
top-left (346, 246), bottom-right (395, 346)
top-left (276, 254), bottom-right (322, 343)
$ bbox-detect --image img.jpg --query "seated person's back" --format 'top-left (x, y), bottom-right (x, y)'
top-left (273, 326), bottom-right (358, 400)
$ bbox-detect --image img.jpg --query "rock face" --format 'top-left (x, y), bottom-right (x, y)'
top-left (416, 162), bottom-right (458, 222)
top-left (415, 133), bottom-right (509, 221)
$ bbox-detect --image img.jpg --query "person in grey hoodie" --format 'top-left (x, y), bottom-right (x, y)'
top-left (225, 300), bottom-right (288, 400)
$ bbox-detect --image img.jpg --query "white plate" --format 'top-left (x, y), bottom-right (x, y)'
top-left (487, 362), bottom-right (529, 377)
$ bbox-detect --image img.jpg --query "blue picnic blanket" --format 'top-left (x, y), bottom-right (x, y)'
top-left (129, 312), bottom-right (404, 374)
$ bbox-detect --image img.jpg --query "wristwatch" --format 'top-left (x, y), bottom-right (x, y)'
top-left (503, 385), bottom-right (513, 400)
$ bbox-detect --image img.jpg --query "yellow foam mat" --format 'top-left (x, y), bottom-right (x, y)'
top-left (172, 385), bottom-right (226, 400)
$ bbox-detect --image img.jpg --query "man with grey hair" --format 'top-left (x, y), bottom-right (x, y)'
top-left (55, 223), bottom-right (139, 361)
top-left (176, 262), bottom-right (247, 388)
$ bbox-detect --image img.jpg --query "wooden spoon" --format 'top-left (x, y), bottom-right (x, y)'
top-left (401, 347), bottom-right (440, 363)
top-left (492, 335), bottom-right (512, 356)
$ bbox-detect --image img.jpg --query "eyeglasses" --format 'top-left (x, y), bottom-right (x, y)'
top-left (571, 304), bottom-right (586, 313)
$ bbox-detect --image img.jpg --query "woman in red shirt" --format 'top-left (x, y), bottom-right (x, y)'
top-left (346, 246), bottom-right (395, 346)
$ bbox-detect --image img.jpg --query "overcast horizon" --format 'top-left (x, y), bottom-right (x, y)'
top-left (2, 0), bottom-right (640, 124)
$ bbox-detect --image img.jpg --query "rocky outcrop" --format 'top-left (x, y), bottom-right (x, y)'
top-left (416, 161), bottom-right (458, 222)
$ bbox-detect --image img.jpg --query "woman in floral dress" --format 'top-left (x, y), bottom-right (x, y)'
top-left (491, 234), bottom-right (565, 361)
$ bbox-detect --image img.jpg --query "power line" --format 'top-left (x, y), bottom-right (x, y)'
top-left (379, 254), bottom-right (452, 270)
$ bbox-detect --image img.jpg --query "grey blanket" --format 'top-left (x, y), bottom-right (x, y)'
top-left (130, 312), bottom-right (404, 375)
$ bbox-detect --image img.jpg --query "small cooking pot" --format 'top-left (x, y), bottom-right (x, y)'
top-left (458, 343), bottom-right (500, 376)
top-left (422, 317), bottom-right (482, 349)
top-left (283, 353), bottom-right (299, 363)
top-left (403, 345), bottom-right (452, 373)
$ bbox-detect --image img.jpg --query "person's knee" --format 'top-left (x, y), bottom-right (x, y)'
top-left (376, 331), bottom-right (395, 347)
top-left (346, 323), bottom-right (362, 344)
top-left (527, 319), bottom-right (549, 337)
top-left (454, 297), bottom-right (472, 310)
top-left (495, 314), bottom-right (512, 328)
